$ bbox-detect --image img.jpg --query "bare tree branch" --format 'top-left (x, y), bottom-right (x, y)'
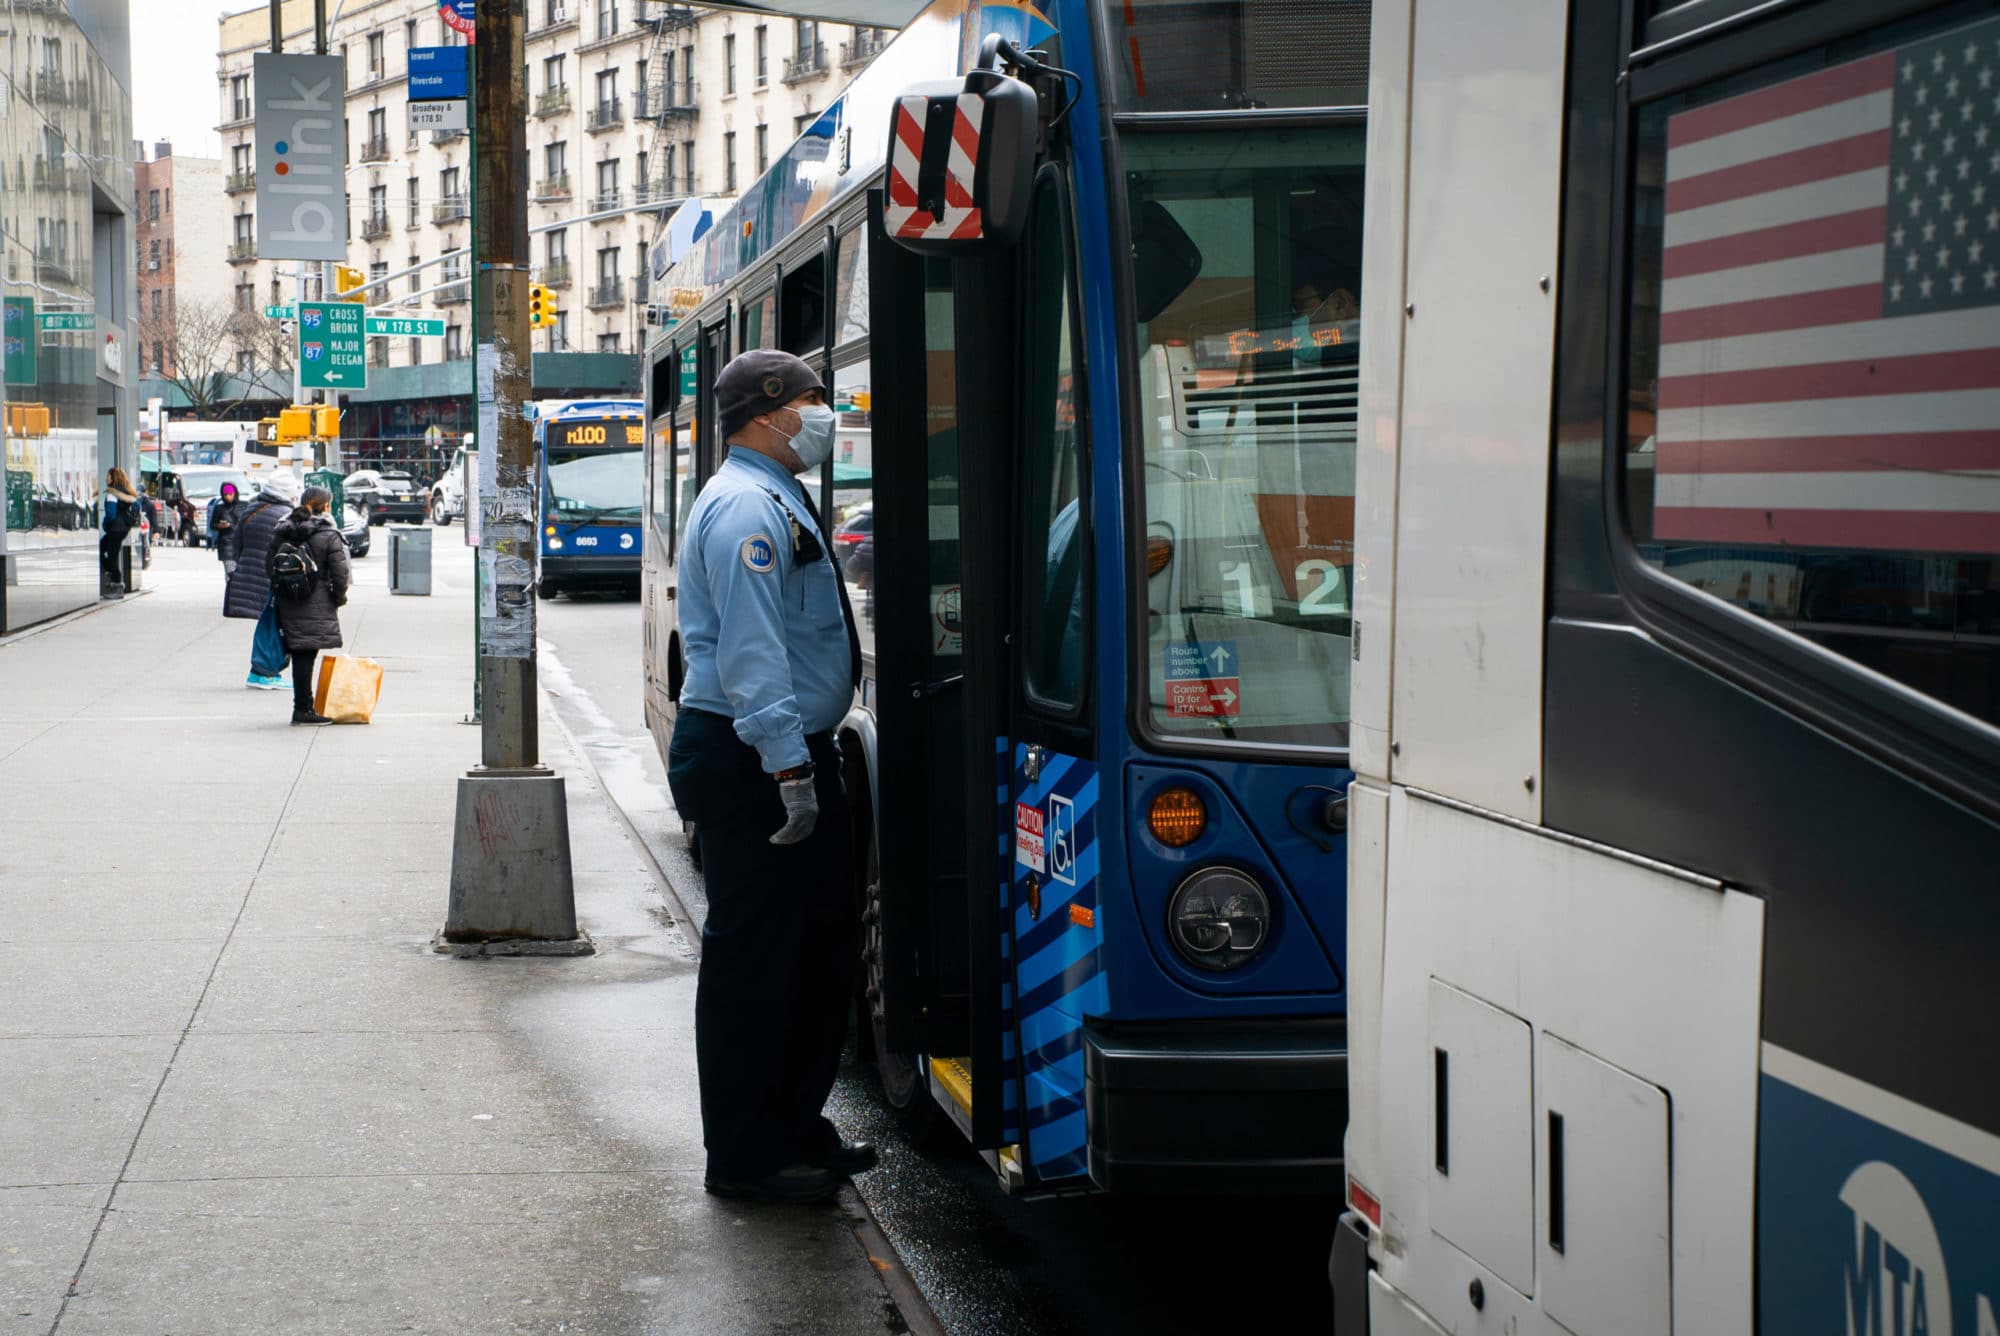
top-left (139, 296), bottom-right (240, 418)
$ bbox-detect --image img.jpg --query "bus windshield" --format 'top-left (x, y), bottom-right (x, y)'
top-left (1126, 127), bottom-right (1365, 750)
top-left (545, 446), bottom-right (642, 523)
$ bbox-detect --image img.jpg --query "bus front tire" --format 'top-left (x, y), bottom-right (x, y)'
top-left (538, 581), bottom-right (559, 600)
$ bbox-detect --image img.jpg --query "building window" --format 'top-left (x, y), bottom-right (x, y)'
top-left (405, 19), bottom-right (417, 60)
top-left (596, 158), bottom-right (621, 208)
top-left (546, 140), bottom-right (568, 180)
top-left (595, 0), bottom-right (618, 41)
top-left (446, 324), bottom-right (464, 359)
top-left (407, 176), bottom-right (421, 226)
top-left (724, 132), bottom-right (737, 192)
top-left (151, 288), bottom-right (163, 316)
top-left (148, 239), bottom-right (161, 269)
top-left (682, 139), bottom-right (695, 192)
top-left (233, 214), bottom-right (253, 245)
top-left (408, 255), bottom-right (422, 296)
top-left (724, 34), bottom-right (736, 95)
top-left (755, 124), bottom-right (769, 174)
top-left (545, 54), bottom-right (566, 91)
top-left (597, 246), bottom-right (620, 283)
top-left (230, 74), bottom-right (251, 121)
top-left (147, 189), bottom-right (160, 219)
top-left (235, 282), bottom-right (254, 312)
top-left (441, 166), bottom-right (462, 200)
top-left (755, 26), bottom-right (768, 84)
top-left (233, 143), bottom-right (252, 174)
top-left (164, 188), bottom-right (171, 214)
top-left (596, 69), bottom-right (619, 104)
top-left (409, 337), bottom-right (423, 366)
top-left (366, 31), bottom-right (385, 81)
top-left (598, 332), bottom-right (623, 353)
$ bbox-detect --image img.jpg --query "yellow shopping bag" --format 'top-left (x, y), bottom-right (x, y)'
top-left (313, 655), bottom-right (384, 724)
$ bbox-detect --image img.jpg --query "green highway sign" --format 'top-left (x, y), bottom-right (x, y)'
top-left (297, 300), bottom-right (366, 390)
top-left (264, 304), bottom-right (295, 320)
top-left (2, 296), bottom-right (34, 386)
top-left (37, 311), bottom-right (93, 331)
top-left (365, 315), bottom-right (446, 337)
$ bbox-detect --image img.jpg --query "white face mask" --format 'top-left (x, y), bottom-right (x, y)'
top-left (777, 403), bottom-right (838, 472)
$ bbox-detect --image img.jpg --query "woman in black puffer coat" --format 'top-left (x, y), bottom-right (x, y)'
top-left (224, 475), bottom-right (302, 689)
top-left (267, 485), bottom-right (352, 725)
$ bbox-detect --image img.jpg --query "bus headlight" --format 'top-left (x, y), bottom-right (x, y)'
top-left (1166, 868), bottom-right (1270, 971)
top-left (547, 536), bottom-right (564, 550)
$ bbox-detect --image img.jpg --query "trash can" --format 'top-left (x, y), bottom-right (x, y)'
top-left (387, 526), bottom-right (432, 596)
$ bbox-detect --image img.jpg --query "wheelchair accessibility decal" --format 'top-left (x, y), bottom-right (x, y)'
top-left (1046, 793), bottom-right (1076, 887)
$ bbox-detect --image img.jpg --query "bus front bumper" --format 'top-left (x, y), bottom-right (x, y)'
top-left (1083, 1018), bottom-right (1346, 1195)
top-left (541, 553), bottom-right (640, 584)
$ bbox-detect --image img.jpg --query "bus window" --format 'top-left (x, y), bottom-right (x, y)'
top-left (674, 415), bottom-right (697, 554)
top-left (1623, 16), bottom-right (2000, 730)
top-left (781, 252), bottom-right (826, 355)
top-left (742, 290), bottom-right (774, 351)
top-left (1022, 178), bottom-right (1087, 710)
top-left (834, 229), bottom-right (869, 347)
top-left (1126, 128), bottom-right (1365, 749)
top-left (832, 355), bottom-right (874, 664)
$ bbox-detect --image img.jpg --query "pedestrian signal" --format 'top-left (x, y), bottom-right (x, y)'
top-left (275, 407), bottom-right (312, 442)
top-left (334, 265), bottom-right (367, 302)
top-left (529, 285), bottom-right (558, 328)
top-left (313, 406), bottom-right (341, 438)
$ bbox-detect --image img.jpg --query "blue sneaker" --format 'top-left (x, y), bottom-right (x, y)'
top-left (247, 673), bottom-right (288, 691)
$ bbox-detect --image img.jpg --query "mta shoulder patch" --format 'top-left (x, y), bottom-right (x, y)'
top-left (740, 534), bottom-right (778, 573)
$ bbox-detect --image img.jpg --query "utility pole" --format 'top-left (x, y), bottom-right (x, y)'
top-left (440, 0), bottom-right (584, 956)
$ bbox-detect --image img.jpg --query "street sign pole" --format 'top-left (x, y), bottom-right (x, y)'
top-left (441, 0), bottom-right (583, 954)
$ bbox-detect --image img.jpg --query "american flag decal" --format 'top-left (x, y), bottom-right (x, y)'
top-left (1655, 16), bottom-right (2000, 554)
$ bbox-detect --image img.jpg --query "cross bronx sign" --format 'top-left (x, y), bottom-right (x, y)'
top-left (252, 53), bottom-right (350, 262)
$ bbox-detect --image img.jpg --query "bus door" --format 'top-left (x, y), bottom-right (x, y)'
top-left (862, 193), bottom-right (981, 1129)
top-left (997, 168), bottom-right (1101, 1187)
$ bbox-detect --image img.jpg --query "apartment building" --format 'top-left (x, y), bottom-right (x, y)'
top-left (215, 0), bottom-right (891, 456)
top-left (133, 142), bottom-right (232, 381)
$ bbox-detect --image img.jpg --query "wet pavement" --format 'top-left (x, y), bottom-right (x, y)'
top-left (537, 582), bottom-right (1341, 1335)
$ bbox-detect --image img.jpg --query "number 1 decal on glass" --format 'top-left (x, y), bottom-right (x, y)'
top-left (1221, 562), bottom-right (1267, 617)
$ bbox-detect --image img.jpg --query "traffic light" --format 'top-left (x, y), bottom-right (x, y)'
top-left (334, 265), bottom-right (367, 302)
top-left (274, 406), bottom-right (312, 442)
top-left (313, 406), bottom-right (341, 439)
top-left (529, 285), bottom-right (558, 328)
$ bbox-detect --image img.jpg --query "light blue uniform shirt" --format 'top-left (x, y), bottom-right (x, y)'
top-left (677, 447), bottom-right (853, 773)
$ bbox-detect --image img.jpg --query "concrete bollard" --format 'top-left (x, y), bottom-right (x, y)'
top-left (436, 772), bottom-right (593, 956)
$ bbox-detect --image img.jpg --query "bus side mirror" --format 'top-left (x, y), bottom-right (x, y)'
top-left (883, 66), bottom-right (1036, 255)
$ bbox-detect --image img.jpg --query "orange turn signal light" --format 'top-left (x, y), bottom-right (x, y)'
top-left (1148, 787), bottom-right (1206, 848)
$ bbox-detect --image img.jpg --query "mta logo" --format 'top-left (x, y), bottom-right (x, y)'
top-left (1842, 1162), bottom-right (1954, 1336)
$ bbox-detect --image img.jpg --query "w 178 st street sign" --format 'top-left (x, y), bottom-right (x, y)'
top-left (365, 315), bottom-right (446, 337)
top-left (298, 301), bottom-right (366, 390)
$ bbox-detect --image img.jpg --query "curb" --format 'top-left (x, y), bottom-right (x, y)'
top-left (540, 685), bottom-right (946, 1336)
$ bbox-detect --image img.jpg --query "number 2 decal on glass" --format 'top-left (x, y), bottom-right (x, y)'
top-left (1295, 559), bottom-right (1348, 616)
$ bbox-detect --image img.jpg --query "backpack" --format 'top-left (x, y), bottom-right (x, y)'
top-left (270, 535), bottom-right (320, 602)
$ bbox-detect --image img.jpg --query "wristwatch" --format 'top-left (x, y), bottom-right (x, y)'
top-left (773, 761), bottom-right (816, 782)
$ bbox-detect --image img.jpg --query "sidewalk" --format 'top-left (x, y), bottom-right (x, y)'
top-left (0, 539), bottom-right (901, 1334)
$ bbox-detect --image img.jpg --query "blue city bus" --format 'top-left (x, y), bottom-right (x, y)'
top-left (535, 398), bottom-right (645, 599)
top-left (641, 0), bottom-right (1367, 1194)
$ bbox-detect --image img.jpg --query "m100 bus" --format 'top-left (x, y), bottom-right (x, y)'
top-left (642, 0), bottom-right (1370, 1195)
top-left (535, 399), bottom-right (644, 599)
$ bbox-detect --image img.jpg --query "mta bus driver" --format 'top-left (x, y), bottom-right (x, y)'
top-left (665, 348), bottom-right (872, 1205)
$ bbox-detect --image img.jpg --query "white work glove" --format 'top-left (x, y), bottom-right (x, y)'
top-left (770, 776), bottom-right (819, 846)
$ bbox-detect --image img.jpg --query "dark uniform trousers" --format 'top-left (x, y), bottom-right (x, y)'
top-left (666, 708), bottom-right (859, 1180)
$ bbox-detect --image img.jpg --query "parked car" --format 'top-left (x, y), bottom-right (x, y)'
top-left (833, 502), bottom-right (872, 582)
top-left (344, 469), bottom-right (426, 525)
top-left (340, 501), bottom-right (372, 559)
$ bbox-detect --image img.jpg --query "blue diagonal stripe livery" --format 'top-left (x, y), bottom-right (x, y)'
top-left (1010, 742), bottom-right (1106, 1182)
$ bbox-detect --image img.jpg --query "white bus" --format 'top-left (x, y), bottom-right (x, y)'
top-left (1334, 1), bottom-right (1999, 1333)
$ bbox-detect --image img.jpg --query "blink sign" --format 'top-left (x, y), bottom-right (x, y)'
top-left (253, 54), bottom-right (349, 262)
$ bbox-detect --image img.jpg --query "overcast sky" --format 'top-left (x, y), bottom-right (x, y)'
top-left (131, 5), bottom-right (249, 161)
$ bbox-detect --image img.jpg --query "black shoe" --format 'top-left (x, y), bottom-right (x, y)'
top-left (811, 1141), bottom-right (879, 1176)
top-left (703, 1163), bottom-right (841, 1203)
top-left (291, 709), bottom-right (333, 726)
